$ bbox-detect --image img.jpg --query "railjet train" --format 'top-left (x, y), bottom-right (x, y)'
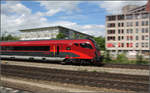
top-left (0, 39), bottom-right (103, 65)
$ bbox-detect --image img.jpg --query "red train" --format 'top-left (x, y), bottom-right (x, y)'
top-left (0, 39), bottom-right (103, 65)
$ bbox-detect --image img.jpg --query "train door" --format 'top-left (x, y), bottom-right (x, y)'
top-left (56, 44), bottom-right (63, 57)
top-left (51, 44), bottom-right (62, 57)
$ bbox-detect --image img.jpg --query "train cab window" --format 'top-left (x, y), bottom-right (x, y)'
top-left (74, 43), bottom-right (79, 46)
top-left (80, 43), bottom-right (93, 49)
top-left (66, 47), bottom-right (71, 50)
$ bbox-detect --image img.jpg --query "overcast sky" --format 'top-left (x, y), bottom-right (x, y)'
top-left (1, 1), bottom-right (147, 37)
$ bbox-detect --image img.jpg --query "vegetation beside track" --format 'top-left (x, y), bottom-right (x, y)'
top-left (102, 51), bottom-right (149, 65)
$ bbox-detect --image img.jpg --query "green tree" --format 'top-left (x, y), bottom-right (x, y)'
top-left (73, 33), bottom-right (76, 39)
top-left (93, 36), bottom-right (105, 50)
top-left (0, 34), bottom-right (20, 41)
top-left (56, 32), bottom-right (66, 39)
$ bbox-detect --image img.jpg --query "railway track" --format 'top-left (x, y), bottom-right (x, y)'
top-left (0, 86), bottom-right (33, 93)
top-left (1, 64), bottom-right (149, 92)
top-left (103, 63), bottom-right (149, 70)
top-left (2, 59), bottom-right (149, 70)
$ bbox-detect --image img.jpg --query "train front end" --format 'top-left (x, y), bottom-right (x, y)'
top-left (89, 38), bottom-right (103, 64)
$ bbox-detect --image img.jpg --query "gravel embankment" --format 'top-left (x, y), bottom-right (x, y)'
top-left (1, 60), bottom-right (149, 76)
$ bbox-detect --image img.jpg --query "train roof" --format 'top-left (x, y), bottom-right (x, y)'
top-left (0, 39), bottom-right (94, 46)
top-left (1, 38), bottom-right (91, 42)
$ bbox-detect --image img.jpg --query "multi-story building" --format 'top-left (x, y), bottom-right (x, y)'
top-left (106, 0), bottom-right (150, 56)
top-left (20, 26), bottom-right (93, 40)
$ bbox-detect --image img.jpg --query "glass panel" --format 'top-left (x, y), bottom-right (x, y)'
top-left (80, 43), bottom-right (93, 49)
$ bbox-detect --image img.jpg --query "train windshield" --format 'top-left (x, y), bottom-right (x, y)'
top-left (80, 43), bottom-right (93, 49)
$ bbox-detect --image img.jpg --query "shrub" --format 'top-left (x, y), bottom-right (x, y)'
top-left (103, 51), bottom-right (112, 63)
top-left (136, 54), bottom-right (148, 65)
top-left (116, 53), bottom-right (128, 64)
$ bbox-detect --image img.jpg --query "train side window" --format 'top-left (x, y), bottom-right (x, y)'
top-left (66, 47), bottom-right (71, 50)
top-left (4, 46), bottom-right (14, 50)
top-left (11, 46), bottom-right (50, 51)
top-left (1, 46), bottom-right (5, 50)
top-left (74, 43), bottom-right (79, 46)
top-left (80, 43), bottom-right (93, 49)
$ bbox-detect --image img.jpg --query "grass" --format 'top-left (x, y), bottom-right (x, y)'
top-left (102, 53), bottom-right (149, 65)
top-left (103, 59), bottom-right (149, 65)
top-left (92, 70), bottom-right (97, 72)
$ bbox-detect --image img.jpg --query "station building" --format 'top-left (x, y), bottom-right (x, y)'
top-left (105, 0), bottom-right (150, 56)
top-left (20, 26), bottom-right (93, 40)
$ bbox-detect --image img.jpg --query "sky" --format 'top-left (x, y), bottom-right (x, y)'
top-left (1, 1), bottom-right (147, 37)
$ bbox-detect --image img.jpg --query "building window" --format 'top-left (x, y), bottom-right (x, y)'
top-left (142, 43), bottom-right (144, 47)
top-left (126, 14), bottom-right (133, 19)
top-left (107, 30), bottom-right (115, 34)
top-left (135, 14), bottom-right (141, 19)
top-left (136, 36), bottom-right (138, 40)
top-left (118, 15), bottom-right (124, 20)
top-left (136, 21), bottom-right (139, 26)
top-left (107, 43), bottom-right (115, 48)
top-left (122, 23), bottom-right (124, 27)
top-left (121, 43), bottom-right (124, 47)
top-left (142, 28), bottom-right (145, 33)
top-left (107, 16), bottom-right (116, 21)
top-left (130, 29), bottom-right (133, 33)
top-left (118, 23), bottom-right (120, 27)
top-left (127, 36), bottom-right (129, 40)
top-left (127, 29), bottom-right (129, 33)
top-left (127, 29), bottom-right (133, 34)
top-left (136, 28), bottom-right (138, 33)
top-left (118, 43), bottom-right (121, 47)
top-left (142, 13), bottom-right (149, 19)
top-left (130, 36), bottom-right (133, 40)
top-left (107, 36), bottom-right (115, 41)
top-left (118, 36), bottom-right (121, 41)
top-left (145, 43), bottom-right (148, 47)
top-left (145, 35), bottom-right (149, 40)
top-left (145, 21), bottom-right (149, 26)
top-left (107, 23), bottom-right (116, 27)
top-left (118, 29), bottom-right (121, 34)
top-left (127, 22), bottom-right (133, 27)
top-left (142, 35), bottom-right (145, 40)
top-left (130, 43), bottom-right (133, 47)
top-left (122, 36), bottom-right (124, 40)
top-left (145, 28), bottom-right (148, 33)
top-left (136, 43), bottom-right (138, 47)
top-left (127, 36), bottom-right (133, 40)
top-left (142, 21), bottom-right (145, 26)
top-left (127, 43), bottom-right (129, 47)
top-left (118, 23), bottom-right (124, 27)
top-left (122, 29), bottom-right (124, 34)
top-left (141, 21), bottom-right (149, 26)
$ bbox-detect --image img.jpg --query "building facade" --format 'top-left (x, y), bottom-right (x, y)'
top-left (20, 26), bottom-right (93, 40)
top-left (106, 1), bottom-right (150, 56)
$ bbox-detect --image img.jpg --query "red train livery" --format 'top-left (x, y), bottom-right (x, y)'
top-left (0, 39), bottom-right (103, 64)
